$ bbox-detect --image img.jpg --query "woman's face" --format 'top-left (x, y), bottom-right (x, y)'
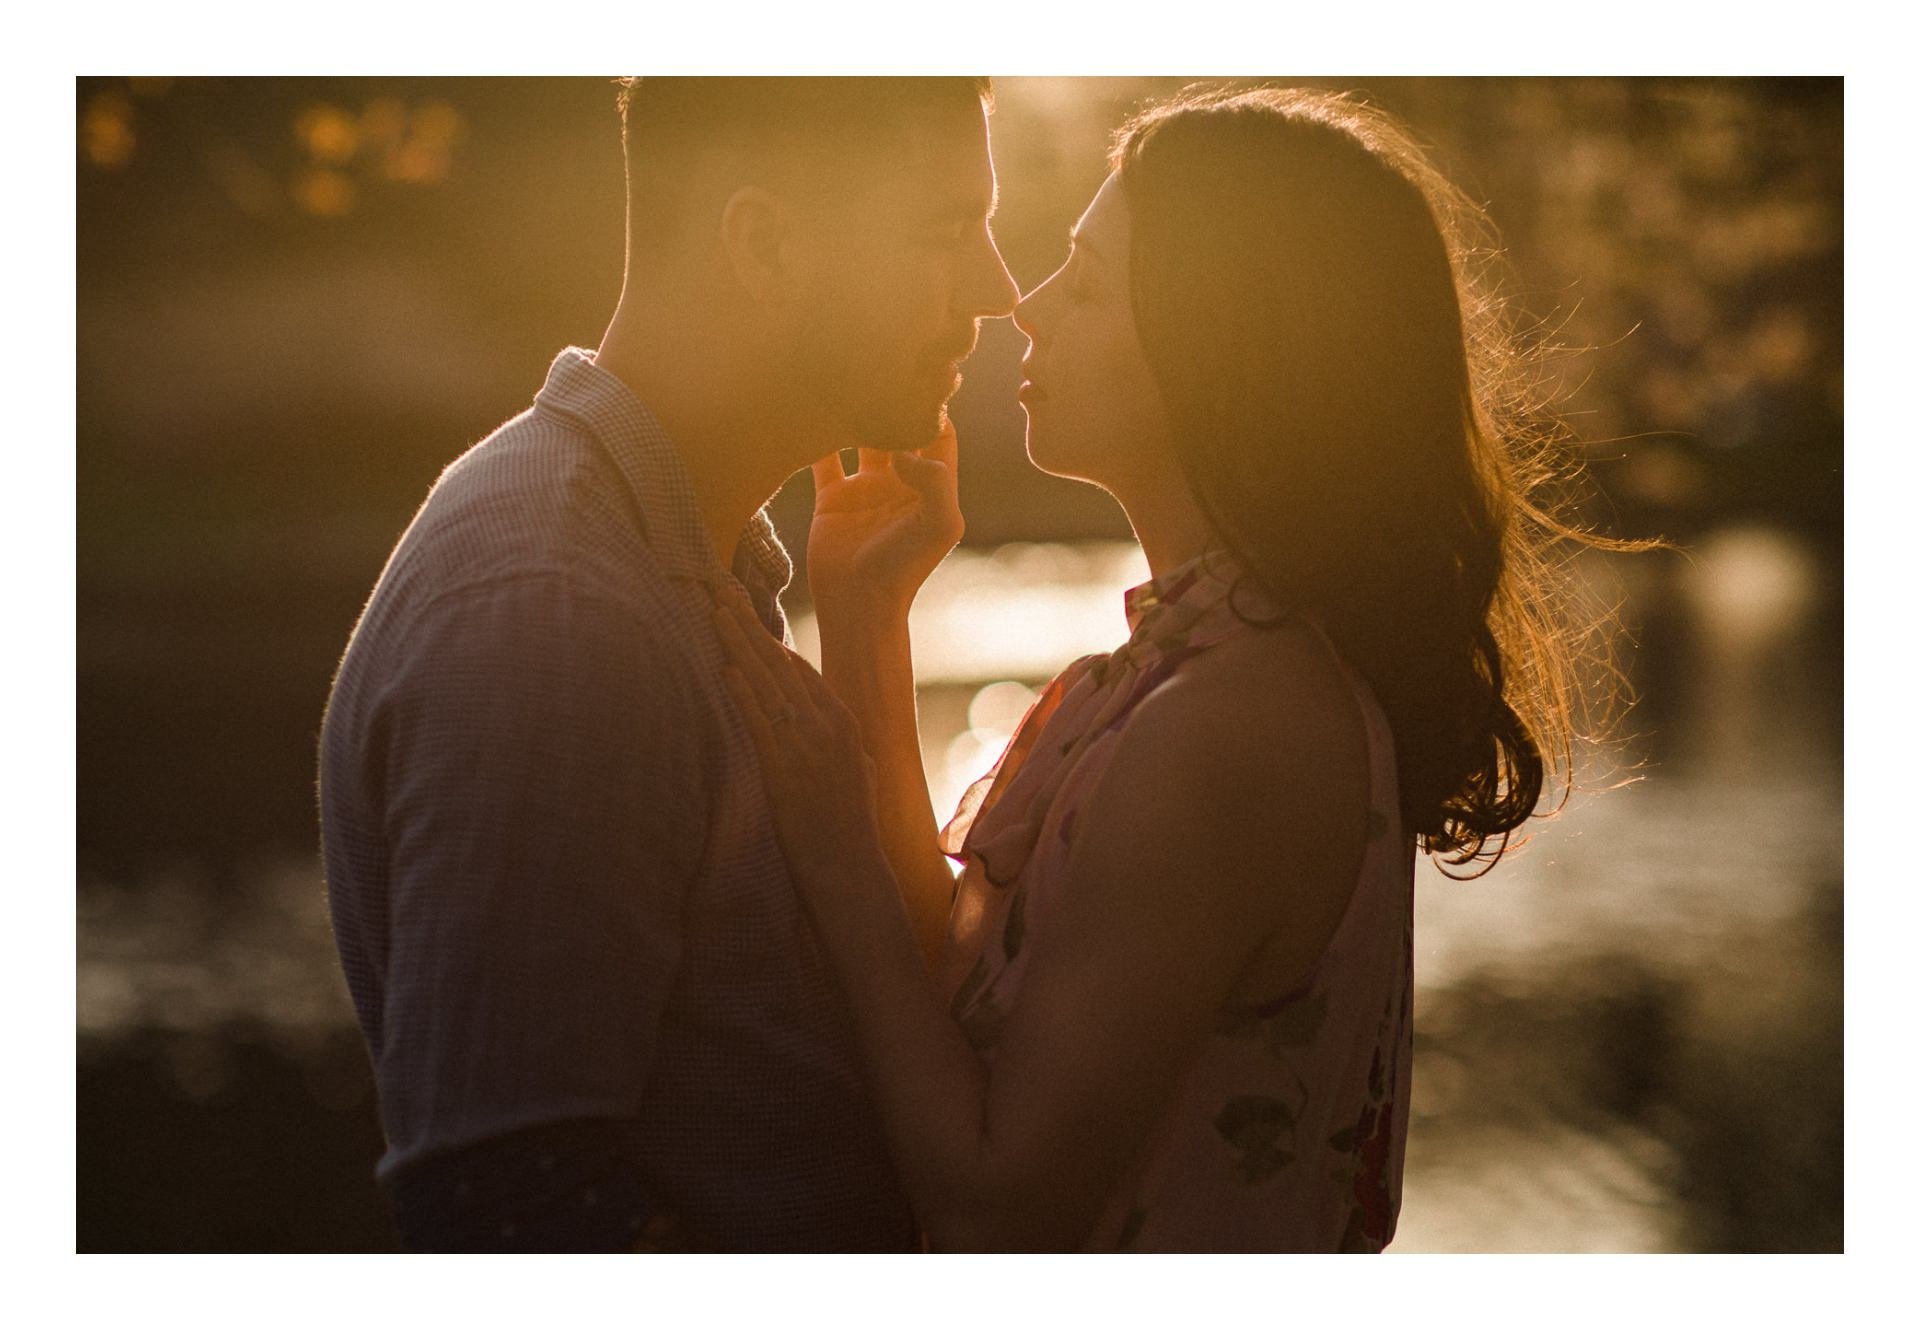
top-left (1012, 173), bottom-right (1173, 491)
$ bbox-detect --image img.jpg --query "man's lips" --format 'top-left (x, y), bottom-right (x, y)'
top-left (926, 331), bottom-right (979, 367)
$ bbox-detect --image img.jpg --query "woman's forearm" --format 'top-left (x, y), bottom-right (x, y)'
top-left (817, 606), bottom-right (957, 970)
top-left (801, 849), bottom-right (1021, 1251)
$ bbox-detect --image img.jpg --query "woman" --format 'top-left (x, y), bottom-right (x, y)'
top-left (712, 85), bottom-right (1616, 1252)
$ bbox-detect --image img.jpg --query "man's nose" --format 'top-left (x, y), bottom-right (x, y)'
top-left (1012, 281), bottom-right (1046, 339)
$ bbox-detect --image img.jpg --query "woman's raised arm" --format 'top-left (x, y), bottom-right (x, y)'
top-left (802, 424), bottom-right (969, 969)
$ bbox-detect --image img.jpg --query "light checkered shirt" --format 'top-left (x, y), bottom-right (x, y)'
top-left (320, 347), bottom-right (915, 1250)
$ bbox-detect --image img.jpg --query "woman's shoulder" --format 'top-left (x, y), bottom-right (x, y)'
top-left (1129, 617), bottom-right (1370, 784)
top-left (1081, 617), bottom-right (1370, 876)
top-left (1060, 615), bottom-right (1373, 981)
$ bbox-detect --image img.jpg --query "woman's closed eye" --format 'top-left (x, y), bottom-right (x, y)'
top-left (1059, 247), bottom-right (1098, 303)
top-left (1060, 261), bottom-right (1099, 304)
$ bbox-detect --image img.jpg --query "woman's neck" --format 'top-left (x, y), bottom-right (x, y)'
top-left (1116, 478), bottom-right (1216, 584)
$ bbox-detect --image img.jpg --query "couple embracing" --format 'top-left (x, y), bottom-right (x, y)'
top-left (320, 76), bottom-right (1588, 1252)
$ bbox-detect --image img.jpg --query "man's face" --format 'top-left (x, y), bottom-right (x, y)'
top-left (785, 101), bottom-right (1020, 450)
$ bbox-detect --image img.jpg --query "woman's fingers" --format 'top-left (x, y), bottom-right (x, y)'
top-left (918, 415), bottom-right (959, 470)
top-left (814, 427), bottom-right (953, 491)
top-left (811, 452), bottom-right (846, 493)
top-left (893, 417), bottom-right (959, 496)
top-left (889, 450), bottom-right (950, 497)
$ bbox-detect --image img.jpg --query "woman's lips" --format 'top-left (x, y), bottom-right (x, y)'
top-left (1018, 380), bottom-right (1048, 403)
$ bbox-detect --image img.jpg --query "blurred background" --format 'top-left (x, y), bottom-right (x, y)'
top-left (76, 76), bottom-right (1841, 1252)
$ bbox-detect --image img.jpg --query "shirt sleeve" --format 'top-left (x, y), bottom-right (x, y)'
top-left (370, 571), bottom-right (710, 1168)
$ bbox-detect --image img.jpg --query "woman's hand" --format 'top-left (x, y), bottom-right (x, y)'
top-left (805, 416), bottom-right (963, 628)
top-left (710, 586), bottom-right (891, 900)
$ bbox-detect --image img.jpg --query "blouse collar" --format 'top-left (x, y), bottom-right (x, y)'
top-left (1120, 547), bottom-right (1278, 639)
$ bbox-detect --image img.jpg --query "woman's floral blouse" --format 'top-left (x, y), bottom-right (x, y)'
top-left (938, 550), bottom-right (1416, 1252)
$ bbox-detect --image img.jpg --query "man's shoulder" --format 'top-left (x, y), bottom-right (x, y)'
top-left (383, 405), bottom-right (658, 611)
top-left (326, 511), bottom-right (697, 755)
top-left (428, 403), bottom-right (637, 550)
top-left (437, 401), bottom-right (592, 491)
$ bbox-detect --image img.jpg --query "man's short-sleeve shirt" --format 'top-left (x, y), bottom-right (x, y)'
top-left (319, 347), bottom-right (915, 1251)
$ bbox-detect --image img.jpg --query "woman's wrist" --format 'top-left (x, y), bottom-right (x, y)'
top-left (812, 588), bottom-right (913, 637)
top-left (817, 603), bottom-right (914, 695)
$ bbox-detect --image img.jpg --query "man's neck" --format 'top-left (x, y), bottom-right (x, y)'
top-left (593, 301), bottom-right (822, 572)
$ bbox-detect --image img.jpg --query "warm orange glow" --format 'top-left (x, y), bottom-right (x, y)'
top-left (383, 140), bottom-right (450, 185)
top-left (382, 100), bottom-right (463, 184)
top-left (81, 91), bottom-right (136, 169)
top-left (296, 103), bottom-right (361, 166)
top-left (293, 167), bottom-right (356, 217)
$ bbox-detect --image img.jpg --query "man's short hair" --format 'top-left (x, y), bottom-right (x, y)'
top-left (616, 76), bottom-right (994, 257)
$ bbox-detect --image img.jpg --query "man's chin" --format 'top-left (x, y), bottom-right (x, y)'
top-left (853, 399), bottom-right (951, 452)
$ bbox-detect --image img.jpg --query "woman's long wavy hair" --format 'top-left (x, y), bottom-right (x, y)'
top-left (1111, 85), bottom-right (1638, 874)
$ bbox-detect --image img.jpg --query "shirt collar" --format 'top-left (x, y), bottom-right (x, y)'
top-left (531, 346), bottom-right (794, 609)
top-left (1121, 549), bottom-right (1216, 634)
top-left (1118, 544), bottom-right (1290, 643)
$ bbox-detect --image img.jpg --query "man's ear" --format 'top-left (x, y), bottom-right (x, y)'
top-left (718, 185), bottom-right (793, 306)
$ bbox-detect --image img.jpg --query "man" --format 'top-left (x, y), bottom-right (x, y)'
top-left (319, 77), bottom-right (1018, 1251)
